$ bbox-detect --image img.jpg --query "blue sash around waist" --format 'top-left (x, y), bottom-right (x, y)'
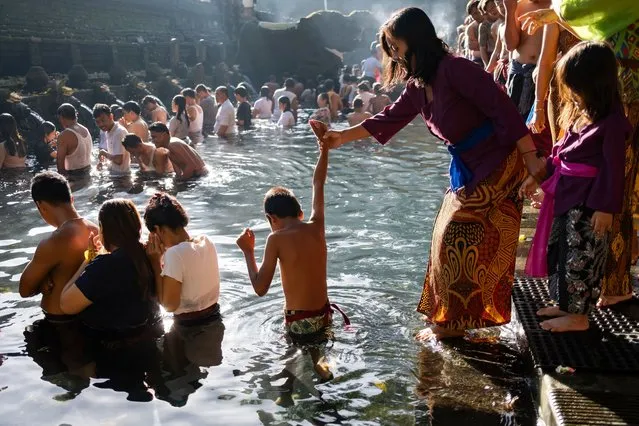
top-left (447, 120), bottom-right (494, 191)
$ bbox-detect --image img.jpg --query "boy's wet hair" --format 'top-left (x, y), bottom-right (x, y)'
top-left (144, 192), bottom-right (189, 231)
top-left (122, 101), bottom-right (141, 115)
top-left (31, 171), bottom-right (72, 205)
top-left (92, 103), bottom-right (112, 119)
top-left (353, 97), bottom-right (364, 109)
top-left (264, 187), bottom-right (302, 219)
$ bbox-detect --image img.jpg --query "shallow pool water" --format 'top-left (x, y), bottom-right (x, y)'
top-left (0, 117), bottom-right (535, 425)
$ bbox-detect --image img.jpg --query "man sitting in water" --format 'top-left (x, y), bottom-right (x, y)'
top-left (347, 98), bottom-right (373, 127)
top-left (213, 86), bottom-right (237, 138)
top-left (195, 84), bottom-right (217, 137)
top-left (122, 134), bottom-right (173, 174)
top-left (93, 103), bottom-right (130, 174)
top-left (19, 172), bottom-right (99, 322)
top-left (55, 104), bottom-right (93, 175)
top-left (121, 101), bottom-right (150, 142)
top-left (142, 96), bottom-right (169, 124)
top-left (149, 122), bottom-right (207, 179)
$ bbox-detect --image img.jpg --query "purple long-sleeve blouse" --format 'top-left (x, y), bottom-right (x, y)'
top-left (545, 105), bottom-right (631, 216)
top-left (361, 55), bottom-right (529, 194)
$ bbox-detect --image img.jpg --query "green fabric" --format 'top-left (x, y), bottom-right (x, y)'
top-left (553, 0), bottom-right (639, 40)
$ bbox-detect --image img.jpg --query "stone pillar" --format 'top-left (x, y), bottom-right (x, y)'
top-left (70, 43), bottom-right (82, 65)
top-left (196, 39), bottom-right (207, 63)
top-left (169, 38), bottom-right (180, 68)
top-left (28, 40), bottom-right (42, 66)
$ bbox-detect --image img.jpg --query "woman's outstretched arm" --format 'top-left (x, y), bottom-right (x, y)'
top-left (322, 124), bottom-right (371, 149)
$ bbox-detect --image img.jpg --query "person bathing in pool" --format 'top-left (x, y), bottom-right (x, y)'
top-left (236, 121), bottom-right (347, 379)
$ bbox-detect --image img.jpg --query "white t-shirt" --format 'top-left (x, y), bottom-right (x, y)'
top-left (361, 56), bottom-right (382, 78)
top-left (278, 110), bottom-right (295, 127)
top-left (272, 89), bottom-right (297, 121)
top-left (161, 235), bottom-right (220, 315)
top-left (213, 99), bottom-right (237, 136)
top-left (100, 122), bottom-right (130, 174)
top-left (253, 97), bottom-right (273, 119)
top-left (358, 91), bottom-right (375, 112)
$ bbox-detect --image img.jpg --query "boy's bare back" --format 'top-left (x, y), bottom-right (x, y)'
top-left (271, 218), bottom-right (328, 311)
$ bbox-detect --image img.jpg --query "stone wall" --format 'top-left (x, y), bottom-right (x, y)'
top-left (0, 0), bottom-right (235, 76)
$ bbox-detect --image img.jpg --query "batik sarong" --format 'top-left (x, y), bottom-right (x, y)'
top-left (602, 20), bottom-right (639, 298)
top-left (547, 206), bottom-right (609, 314)
top-left (417, 148), bottom-right (526, 330)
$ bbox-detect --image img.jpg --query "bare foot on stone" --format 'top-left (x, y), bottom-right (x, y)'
top-left (416, 325), bottom-right (465, 341)
top-left (536, 306), bottom-right (569, 317)
top-left (539, 314), bottom-right (589, 332)
top-left (597, 294), bottom-right (633, 308)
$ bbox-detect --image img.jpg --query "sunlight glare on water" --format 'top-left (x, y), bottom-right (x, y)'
top-left (0, 117), bottom-right (534, 425)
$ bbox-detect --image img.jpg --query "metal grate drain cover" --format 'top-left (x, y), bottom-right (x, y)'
top-left (513, 277), bottom-right (639, 372)
top-left (549, 388), bottom-right (639, 426)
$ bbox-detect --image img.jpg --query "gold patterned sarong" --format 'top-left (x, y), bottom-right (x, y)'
top-left (417, 149), bottom-right (525, 330)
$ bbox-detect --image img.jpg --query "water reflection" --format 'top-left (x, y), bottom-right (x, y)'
top-left (0, 118), bottom-right (535, 424)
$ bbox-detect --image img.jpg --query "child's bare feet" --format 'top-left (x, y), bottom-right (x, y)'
top-left (540, 314), bottom-right (589, 332)
top-left (536, 306), bottom-right (570, 317)
top-left (416, 325), bottom-right (465, 341)
top-left (597, 293), bottom-right (633, 308)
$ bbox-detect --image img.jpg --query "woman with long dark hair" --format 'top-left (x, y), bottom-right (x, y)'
top-left (0, 113), bottom-right (27, 169)
top-left (168, 95), bottom-right (190, 140)
top-left (322, 7), bottom-right (546, 339)
top-left (60, 199), bottom-right (160, 332)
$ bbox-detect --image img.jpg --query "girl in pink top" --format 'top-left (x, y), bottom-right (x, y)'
top-left (520, 42), bottom-right (631, 332)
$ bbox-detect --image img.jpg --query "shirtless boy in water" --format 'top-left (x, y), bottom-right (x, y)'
top-left (236, 122), bottom-right (331, 338)
top-left (19, 172), bottom-right (98, 321)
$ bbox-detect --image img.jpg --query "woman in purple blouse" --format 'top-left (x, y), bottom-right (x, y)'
top-left (322, 8), bottom-right (546, 339)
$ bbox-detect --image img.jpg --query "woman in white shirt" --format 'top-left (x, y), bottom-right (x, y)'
top-left (277, 96), bottom-right (296, 128)
top-left (144, 192), bottom-right (221, 323)
top-left (168, 95), bottom-right (190, 140)
top-left (252, 86), bottom-right (273, 120)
